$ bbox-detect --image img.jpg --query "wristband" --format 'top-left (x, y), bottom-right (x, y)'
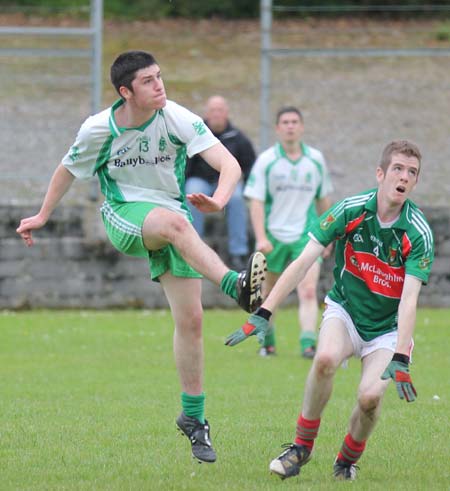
top-left (392, 353), bottom-right (410, 364)
top-left (255, 307), bottom-right (272, 321)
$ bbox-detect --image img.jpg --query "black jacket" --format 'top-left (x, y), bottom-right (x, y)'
top-left (186, 121), bottom-right (256, 184)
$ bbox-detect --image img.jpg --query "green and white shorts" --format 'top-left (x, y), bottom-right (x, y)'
top-left (100, 200), bottom-right (202, 282)
top-left (265, 231), bottom-right (322, 274)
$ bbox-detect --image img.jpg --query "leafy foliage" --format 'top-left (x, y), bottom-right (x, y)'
top-left (3, 0), bottom-right (450, 19)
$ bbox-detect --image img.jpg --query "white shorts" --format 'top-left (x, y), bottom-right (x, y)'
top-left (322, 297), bottom-right (405, 360)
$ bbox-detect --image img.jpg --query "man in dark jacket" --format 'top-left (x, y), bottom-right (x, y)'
top-left (186, 95), bottom-right (256, 271)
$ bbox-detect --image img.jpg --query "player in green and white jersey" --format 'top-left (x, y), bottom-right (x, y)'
top-left (16, 51), bottom-right (267, 464)
top-left (225, 140), bottom-right (434, 480)
top-left (244, 106), bottom-right (333, 358)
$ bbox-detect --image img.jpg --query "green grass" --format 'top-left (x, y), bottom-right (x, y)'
top-left (0, 308), bottom-right (448, 490)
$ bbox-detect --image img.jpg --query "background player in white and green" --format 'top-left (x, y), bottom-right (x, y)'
top-left (16, 50), bottom-right (266, 464)
top-left (226, 140), bottom-right (434, 480)
top-left (244, 106), bottom-right (333, 357)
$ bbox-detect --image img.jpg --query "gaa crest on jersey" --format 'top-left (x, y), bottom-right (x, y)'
top-left (159, 137), bottom-right (167, 152)
top-left (350, 255), bottom-right (359, 268)
top-left (290, 168), bottom-right (298, 181)
top-left (193, 121), bottom-right (207, 136)
top-left (418, 256), bottom-right (431, 270)
top-left (320, 213), bottom-right (335, 230)
top-left (69, 145), bottom-right (80, 163)
top-left (388, 247), bottom-right (397, 265)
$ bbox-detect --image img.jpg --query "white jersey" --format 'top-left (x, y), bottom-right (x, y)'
top-left (244, 142), bottom-right (333, 243)
top-left (62, 99), bottom-right (218, 216)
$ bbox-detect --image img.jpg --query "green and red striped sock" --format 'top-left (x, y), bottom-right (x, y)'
top-left (337, 433), bottom-right (366, 464)
top-left (294, 414), bottom-right (321, 450)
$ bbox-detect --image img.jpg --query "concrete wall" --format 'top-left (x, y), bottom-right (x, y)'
top-left (1, 204), bottom-right (449, 309)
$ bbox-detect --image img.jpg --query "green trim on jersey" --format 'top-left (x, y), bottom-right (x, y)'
top-left (168, 132), bottom-right (183, 146)
top-left (259, 142), bottom-right (330, 243)
top-left (109, 99), bottom-right (158, 135)
top-left (95, 135), bottom-right (126, 202)
top-left (108, 99), bottom-right (122, 137)
top-left (302, 143), bottom-right (325, 199)
top-left (174, 145), bottom-right (191, 217)
top-left (310, 188), bottom-right (434, 341)
top-left (278, 141), bottom-right (302, 165)
top-left (62, 99), bottom-right (218, 220)
top-left (263, 156), bottom-right (279, 234)
top-left (158, 110), bottom-right (191, 216)
top-left (303, 200), bottom-right (318, 237)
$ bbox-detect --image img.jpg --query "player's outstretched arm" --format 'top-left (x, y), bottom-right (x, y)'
top-left (381, 275), bottom-right (422, 402)
top-left (16, 163), bottom-right (75, 246)
top-left (225, 239), bottom-right (324, 346)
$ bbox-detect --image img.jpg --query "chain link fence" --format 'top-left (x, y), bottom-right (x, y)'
top-left (0, 0), bottom-right (102, 205)
top-left (260, 2), bottom-right (450, 206)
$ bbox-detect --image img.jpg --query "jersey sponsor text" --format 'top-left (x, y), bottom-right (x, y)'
top-left (113, 155), bottom-right (171, 168)
top-left (344, 242), bottom-right (404, 298)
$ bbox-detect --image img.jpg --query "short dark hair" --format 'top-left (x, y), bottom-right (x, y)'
top-left (380, 140), bottom-right (422, 173)
top-left (276, 106), bottom-right (303, 124)
top-left (110, 50), bottom-right (158, 96)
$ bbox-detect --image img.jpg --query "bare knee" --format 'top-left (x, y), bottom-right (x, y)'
top-left (299, 285), bottom-right (317, 302)
top-left (313, 352), bottom-right (339, 378)
top-left (144, 209), bottom-right (191, 246)
top-left (175, 306), bottom-right (203, 339)
top-left (358, 391), bottom-right (382, 414)
top-left (161, 214), bottom-right (191, 243)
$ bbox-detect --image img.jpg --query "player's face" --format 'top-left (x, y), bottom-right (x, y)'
top-left (376, 152), bottom-right (420, 206)
top-left (276, 112), bottom-right (304, 144)
top-left (129, 64), bottom-right (166, 110)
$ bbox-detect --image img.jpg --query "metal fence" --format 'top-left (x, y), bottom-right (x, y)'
top-left (260, 1), bottom-right (450, 150)
top-left (0, 0), bottom-right (103, 203)
top-left (258, 2), bottom-right (450, 207)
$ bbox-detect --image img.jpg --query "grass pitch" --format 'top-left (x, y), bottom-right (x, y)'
top-left (0, 308), bottom-right (448, 490)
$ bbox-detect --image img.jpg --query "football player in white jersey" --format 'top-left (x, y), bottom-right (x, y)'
top-left (244, 106), bottom-right (333, 358)
top-left (17, 50), bottom-right (266, 464)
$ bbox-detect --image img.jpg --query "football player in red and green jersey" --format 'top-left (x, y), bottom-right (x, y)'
top-left (226, 140), bottom-right (434, 481)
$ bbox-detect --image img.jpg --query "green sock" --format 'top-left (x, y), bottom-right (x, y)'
top-left (264, 324), bottom-right (276, 348)
top-left (300, 331), bottom-right (317, 352)
top-left (181, 392), bottom-right (205, 424)
top-left (220, 271), bottom-right (239, 300)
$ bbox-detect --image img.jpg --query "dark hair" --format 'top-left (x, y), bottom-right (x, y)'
top-left (380, 140), bottom-right (422, 173)
top-left (276, 106), bottom-right (303, 124)
top-left (110, 50), bottom-right (158, 96)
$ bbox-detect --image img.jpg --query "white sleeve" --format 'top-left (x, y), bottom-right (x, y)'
top-left (163, 101), bottom-right (218, 157)
top-left (61, 115), bottom-right (107, 180)
top-left (243, 155), bottom-right (267, 201)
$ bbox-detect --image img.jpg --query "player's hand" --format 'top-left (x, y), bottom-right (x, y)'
top-left (256, 238), bottom-right (273, 255)
top-left (187, 193), bottom-right (223, 213)
top-left (381, 353), bottom-right (417, 402)
top-left (225, 313), bottom-right (269, 347)
top-left (16, 214), bottom-right (47, 247)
